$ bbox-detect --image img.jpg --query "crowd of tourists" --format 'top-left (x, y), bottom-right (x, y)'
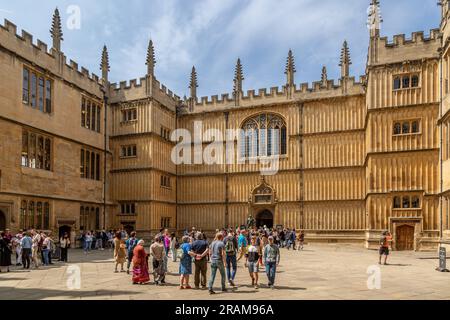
top-left (112, 226), bottom-right (306, 294)
top-left (77, 230), bottom-right (117, 253)
top-left (0, 229), bottom-right (71, 272)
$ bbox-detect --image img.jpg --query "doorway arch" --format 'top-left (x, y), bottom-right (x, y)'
top-left (256, 210), bottom-right (273, 229)
top-left (0, 210), bottom-right (6, 231)
top-left (123, 224), bottom-right (135, 236)
top-left (59, 225), bottom-right (71, 240)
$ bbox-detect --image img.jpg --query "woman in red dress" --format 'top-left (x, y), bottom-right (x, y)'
top-left (132, 240), bottom-right (150, 284)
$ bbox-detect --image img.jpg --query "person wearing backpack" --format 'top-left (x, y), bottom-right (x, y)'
top-left (223, 230), bottom-right (238, 287)
top-left (126, 232), bottom-right (139, 274)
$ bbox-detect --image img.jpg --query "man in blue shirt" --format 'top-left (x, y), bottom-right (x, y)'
top-left (237, 230), bottom-right (248, 261)
top-left (125, 231), bottom-right (139, 274)
top-left (20, 232), bottom-right (32, 269)
top-left (208, 233), bottom-right (227, 294)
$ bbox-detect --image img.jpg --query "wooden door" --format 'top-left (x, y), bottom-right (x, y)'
top-left (0, 210), bottom-right (5, 231)
top-left (396, 225), bottom-right (415, 251)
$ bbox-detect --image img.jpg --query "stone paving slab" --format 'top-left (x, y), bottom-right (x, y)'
top-left (0, 244), bottom-right (449, 300)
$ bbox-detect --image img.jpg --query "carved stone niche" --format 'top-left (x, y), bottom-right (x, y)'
top-left (250, 176), bottom-right (278, 206)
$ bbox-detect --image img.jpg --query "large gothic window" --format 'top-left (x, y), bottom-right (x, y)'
top-left (240, 113), bottom-right (287, 158)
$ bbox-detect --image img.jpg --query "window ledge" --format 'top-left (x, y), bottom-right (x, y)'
top-left (21, 166), bottom-right (53, 178)
top-left (119, 156), bottom-right (137, 159)
top-left (120, 120), bottom-right (138, 126)
top-left (393, 132), bottom-right (421, 137)
top-left (393, 87), bottom-right (420, 92)
top-left (241, 155), bottom-right (288, 161)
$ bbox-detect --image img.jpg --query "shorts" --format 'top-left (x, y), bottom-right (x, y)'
top-left (379, 247), bottom-right (389, 256)
top-left (248, 261), bottom-right (259, 273)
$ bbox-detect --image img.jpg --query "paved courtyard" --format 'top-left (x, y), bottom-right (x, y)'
top-left (0, 244), bottom-right (449, 300)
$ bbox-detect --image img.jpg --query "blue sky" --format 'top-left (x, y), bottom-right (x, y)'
top-left (0, 0), bottom-right (440, 98)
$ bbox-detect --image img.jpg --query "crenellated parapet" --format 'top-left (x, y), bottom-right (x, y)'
top-left (369, 29), bottom-right (441, 67)
top-left (108, 76), bottom-right (180, 111)
top-left (0, 19), bottom-right (103, 97)
top-left (183, 76), bottom-right (366, 114)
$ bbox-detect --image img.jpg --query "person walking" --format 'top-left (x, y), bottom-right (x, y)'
top-left (47, 233), bottom-right (55, 265)
top-left (263, 236), bottom-right (280, 289)
top-left (179, 236), bottom-right (195, 289)
top-left (0, 232), bottom-right (12, 273)
top-left (20, 232), bottom-right (32, 269)
top-left (163, 229), bottom-right (171, 256)
top-left (379, 231), bottom-right (393, 265)
top-left (297, 230), bottom-right (305, 251)
top-left (59, 233), bottom-right (71, 262)
top-left (126, 232), bottom-right (139, 275)
top-left (84, 231), bottom-right (93, 254)
top-left (169, 233), bottom-right (178, 262)
top-left (191, 232), bottom-right (209, 290)
top-left (150, 236), bottom-right (166, 285)
top-left (31, 230), bottom-right (41, 269)
top-left (237, 229), bottom-right (248, 262)
top-left (41, 234), bottom-right (50, 266)
top-left (208, 233), bottom-right (227, 294)
top-left (113, 232), bottom-right (126, 273)
top-left (245, 236), bottom-right (260, 289)
top-left (223, 231), bottom-right (238, 287)
top-left (132, 240), bottom-right (150, 285)
top-left (291, 228), bottom-right (297, 250)
top-left (12, 233), bottom-right (22, 266)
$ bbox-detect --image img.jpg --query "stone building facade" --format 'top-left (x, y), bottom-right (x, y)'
top-left (0, 1), bottom-right (449, 250)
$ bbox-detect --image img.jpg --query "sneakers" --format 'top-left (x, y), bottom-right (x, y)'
top-left (209, 289), bottom-right (216, 295)
top-left (229, 280), bottom-right (236, 287)
top-left (254, 284), bottom-right (259, 289)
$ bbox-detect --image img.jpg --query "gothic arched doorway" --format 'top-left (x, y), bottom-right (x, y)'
top-left (0, 210), bottom-right (6, 231)
top-left (256, 210), bottom-right (273, 229)
top-left (123, 224), bottom-right (135, 236)
top-left (59, 225), bottom-right (71, 240)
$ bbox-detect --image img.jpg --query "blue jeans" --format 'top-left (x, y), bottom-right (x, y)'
top-left (84, 241), bottom-right (92, 252)
top-left (225, 255), bottom-right (237, 281)
top-left (42, 249), bottom-right (50, 265)
top-left (265, 262), bottom-right (277, 285)
top-left (208, 260), bottom-right (226, 290)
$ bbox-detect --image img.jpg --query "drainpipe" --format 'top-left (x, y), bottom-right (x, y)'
top-left (102, 87), bottom-right (108, 231)
top-left (439, 35), bottom-right (444, 244)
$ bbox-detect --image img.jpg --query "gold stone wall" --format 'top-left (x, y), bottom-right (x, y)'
top-left (0, 21), bottom-right (111, 242)
top-left (2, 3), bottom-right (450, 250)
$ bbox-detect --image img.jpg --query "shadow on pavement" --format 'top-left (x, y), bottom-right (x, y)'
top-left (0, 287), bottom-right (139, 300)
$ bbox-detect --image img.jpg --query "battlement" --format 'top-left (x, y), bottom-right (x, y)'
top-left (0, 19), bottom-right (103, 97)
top-left (380, 29), bottom-right (440, 47)
top-left (108, 76), bottom-right (180, 111)
top-left (371, 29), bottom-right (441, 66)
top-left (187, 76), bottom-right (366, 113)
top-left (109, 77), bottom-right (180, 100)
